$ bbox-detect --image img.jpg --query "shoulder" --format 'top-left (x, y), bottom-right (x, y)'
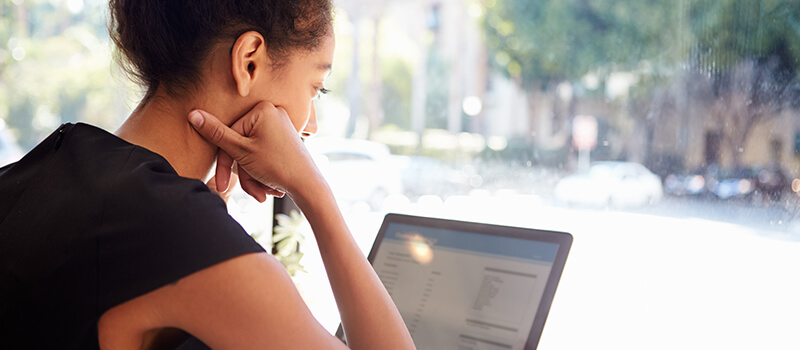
top-left (105, 145), bottom-right (226, 225)
top-left (102, 148), bottom-right (253, 252)
top-left (94, 131), bottom-right (266, 312)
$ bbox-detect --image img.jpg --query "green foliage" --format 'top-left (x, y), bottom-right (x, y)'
top-left (269, 210), bottom-right (310, 277)
top-left (689, 0), bottom-right (800, 75)
top-left (0, 1), bottom-right (130, 149)
top-left (483, 0), bottom-right (685, 87)
top-left (485, 0), bottom-right (800, 88)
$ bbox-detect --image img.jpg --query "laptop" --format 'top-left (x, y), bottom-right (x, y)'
top-left (336, 213), bottom-right (573, 350)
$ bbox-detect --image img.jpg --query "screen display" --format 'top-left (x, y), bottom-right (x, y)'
top-left (372, 222), bottom-right (560, 350)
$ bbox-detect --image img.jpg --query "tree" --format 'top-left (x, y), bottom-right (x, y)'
top-left (482, 0), bottom-right (684, 156)
top-left (484, 0), bottom-right (800, 170)
top-left (708, 57), bottom-right (799, 167)
top-left (689, 0), bottom-right (800, 167)
top-left (1, 1), bottom-right (131, 149)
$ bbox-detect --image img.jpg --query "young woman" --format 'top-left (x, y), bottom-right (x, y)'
top-left (0, 1), bottom-right (415, 349)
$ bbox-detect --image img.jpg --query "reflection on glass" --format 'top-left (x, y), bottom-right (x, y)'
top-left (400, 231), bottom-right (435, 265)
top-left (2, 1), bottom-right (800, 349)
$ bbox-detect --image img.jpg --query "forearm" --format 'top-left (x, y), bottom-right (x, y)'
top-left (290, 180), bottom-right (415, 350)
top-left (186, 105), bottom-right (411, 347)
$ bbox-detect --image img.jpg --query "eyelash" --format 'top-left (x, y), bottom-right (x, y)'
top-left (315, 87), bottom-right (330, 99)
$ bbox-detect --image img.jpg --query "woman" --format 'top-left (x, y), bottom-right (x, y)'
top-left (0, 1), bottom-right (415, 349)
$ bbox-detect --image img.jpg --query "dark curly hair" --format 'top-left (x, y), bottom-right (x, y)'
top-left (109, 0), bottom-right (333, 100)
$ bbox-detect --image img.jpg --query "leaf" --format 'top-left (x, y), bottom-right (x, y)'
top-left (271, 210), bottom-right (309, 276)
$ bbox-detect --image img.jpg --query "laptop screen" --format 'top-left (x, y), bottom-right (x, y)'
top-left (340, 214), bottom-right (572, 350)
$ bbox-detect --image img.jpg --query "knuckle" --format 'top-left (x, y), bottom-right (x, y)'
top-left (209, 126), bottom-right (226, 144)
top-left (253, 103), bottom-right (266, 113)
top-left (254, 101), bottom-right (274, 114)
top-left (241, 142), bottom-right (258, 157)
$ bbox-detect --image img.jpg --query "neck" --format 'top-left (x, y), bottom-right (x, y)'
top-left (115, 90), bottom-right (218, 180)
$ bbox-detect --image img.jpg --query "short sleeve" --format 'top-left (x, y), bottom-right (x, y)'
top-left (96, 148), bottom-right (266, 312)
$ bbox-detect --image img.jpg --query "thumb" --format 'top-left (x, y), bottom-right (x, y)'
top-left (189, 109), bottom-right (247, 159)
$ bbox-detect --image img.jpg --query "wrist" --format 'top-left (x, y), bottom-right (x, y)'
top-left (286, 174), bottom-right (334, 209)
top-left (287, 177), bottom-right (348, 240)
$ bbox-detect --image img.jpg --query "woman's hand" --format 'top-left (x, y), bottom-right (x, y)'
top-left (188, 101), bottom-right (322, 203)
top-left (206, 173), bottom-right (239, 203)
top-left (189, 103), bottom-right (415, 350)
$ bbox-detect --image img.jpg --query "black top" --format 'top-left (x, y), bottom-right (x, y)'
top-left (0, 123), bottom-right (265, 349)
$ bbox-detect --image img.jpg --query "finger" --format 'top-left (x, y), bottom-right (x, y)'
top-left (238, 165), bottom-right (268, 203)
top-left (267, 188), bottom-right (286, 198)
top-left (256, 183), bottom-right (285, 198)
top-left (238, 165), bottom-right (285, 201)
top-left (229, 101), bottom-right (291, 140)
top-left (206, 173), bottom-right (240, 202)
top-left (206, 176), bottom-right (220, 194)
top-left (206, 176), bottom-right (228, 203)
top-left (215, 149), bottom-right (235, 192)
top-left (228, 172), bottom-right (240, 192)
top-left (188, 109), bottom-right (248, 159)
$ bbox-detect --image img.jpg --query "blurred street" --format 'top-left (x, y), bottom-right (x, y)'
top-left (291, 193), bottom-right (800, 350)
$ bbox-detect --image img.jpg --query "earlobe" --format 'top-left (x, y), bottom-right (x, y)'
top-left (230, 31), bottom-right (267, 97)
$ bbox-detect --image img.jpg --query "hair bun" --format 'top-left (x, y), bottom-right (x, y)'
top-left (109, 0), bottom-right (332, 99)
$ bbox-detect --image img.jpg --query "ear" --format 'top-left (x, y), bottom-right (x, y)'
top-left (231, 31), bottom-right (268, 97)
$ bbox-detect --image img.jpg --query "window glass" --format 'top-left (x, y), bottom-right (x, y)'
top-left (313, 1), bottom-right (800, 348)
top-left (2, 1), bottom-right (798, 348)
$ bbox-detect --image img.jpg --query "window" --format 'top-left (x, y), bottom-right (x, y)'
top-left (2, 1), bottom-right (798, 348)
top-left (314, 1), bottom-right (800, 348)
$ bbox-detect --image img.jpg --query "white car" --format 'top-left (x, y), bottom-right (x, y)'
top-left (554, 161), bottom-right (663, 207)
top-left (390, 155), bottom-right (468, 199)
top-left (305, 138), bottom-right (403, 210)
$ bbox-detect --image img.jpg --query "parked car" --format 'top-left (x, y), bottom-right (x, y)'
top-left (305, 138), bottom-right (403, 210)
top-left (554, 161), bottom-right (663, 207)
top-left (705, 167), bottom-right (756, 200)
top-left (666, 165), bottom-right (791, 203)
top-left (664, 169), bottom-right (707, 197)
top-left (752, 165), bottom-right (791, 202)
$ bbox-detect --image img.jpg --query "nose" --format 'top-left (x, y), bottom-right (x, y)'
top-left (302, 103), bottom-right (318, 137)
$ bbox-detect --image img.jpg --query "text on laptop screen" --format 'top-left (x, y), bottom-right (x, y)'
top-left (373, 222), bottom-right (560, 350)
